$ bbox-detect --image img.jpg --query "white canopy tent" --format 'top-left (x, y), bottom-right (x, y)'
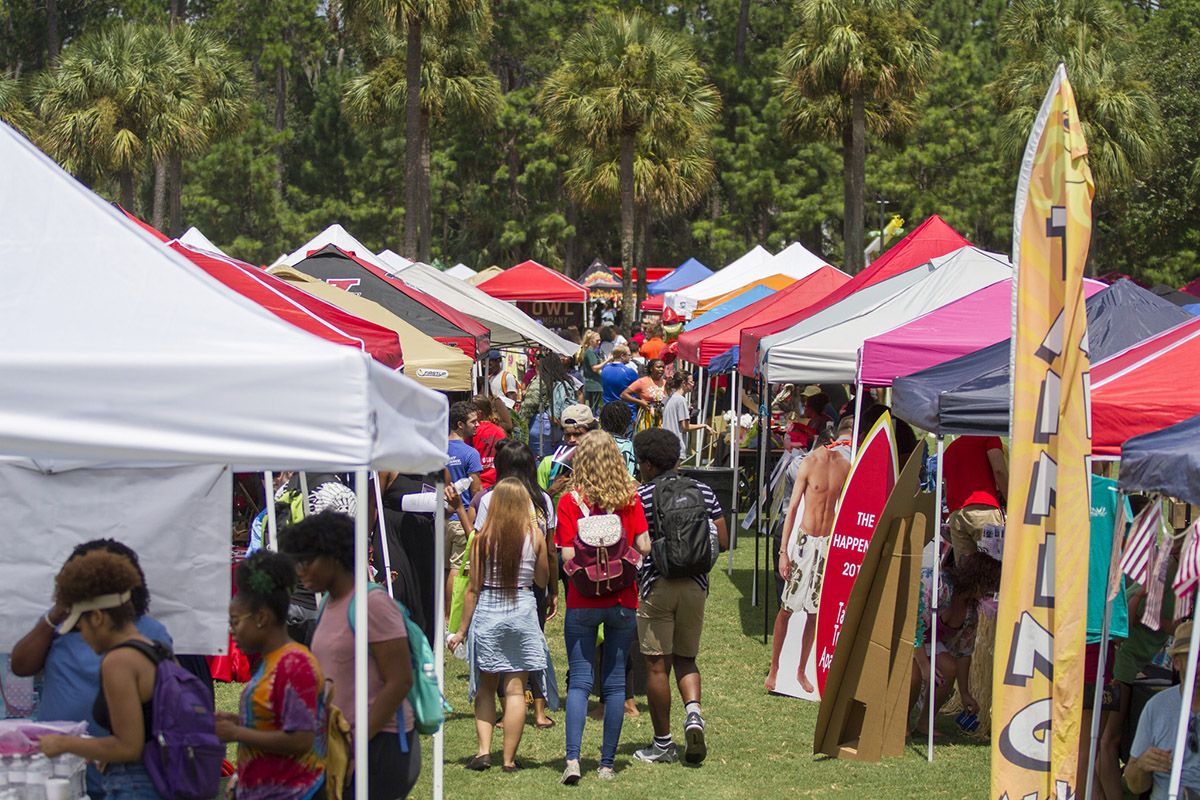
top-left (445, 263), bottom-right (476, 280)
top-left (664, 244), bottom-right (773, 317)
top-left (279, 223), bottom-right (396, 273)
top-left (758, 247), bottom-right (1012, 383)
top-left (378, 252), bottom-right (577, 355)
top-left (0, 121), bottom-right (450, 800)
top-left (178, 225), bottom-right (226, 256)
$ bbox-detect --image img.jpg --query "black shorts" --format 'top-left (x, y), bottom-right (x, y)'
top-left (353, 729), bottom-right (420, 800)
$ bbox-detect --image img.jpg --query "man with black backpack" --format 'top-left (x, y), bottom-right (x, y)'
top-left (630, 428), bottom-right (729, 766)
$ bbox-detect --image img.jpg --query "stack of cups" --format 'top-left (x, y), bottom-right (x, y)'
top-left (43, 780), bottom-right (70, 800)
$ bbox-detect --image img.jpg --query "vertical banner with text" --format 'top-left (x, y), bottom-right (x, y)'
top-left (991, 64), bottom-right (1094, 800)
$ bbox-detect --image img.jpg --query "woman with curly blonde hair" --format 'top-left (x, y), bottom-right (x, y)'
top-left (554, 431), bottom-right (650, 784)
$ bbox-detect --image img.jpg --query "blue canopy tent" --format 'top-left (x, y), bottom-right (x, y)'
top-left (893, 279), bottom-right (1194, 434)
top-left (648, 257), bottom-right (712, 295)
top-left (707, 346), bottom-right (740, 375)
top-left (683, 285), bottom-right (774, 332)
top-left (1120, 414), bottom-right (1200, 504)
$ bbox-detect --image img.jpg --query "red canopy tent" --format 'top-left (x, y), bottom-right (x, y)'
top-left (296, 244), bottom-right (490, 359)
top-left (1182, 276), bottom-right (1200, 298)
top-left (118, 205), bottom-right (170, 242)
top-left (478, 260), bottom-right (590, 303)
top-left (610, 266), bottom-right (673, 284)
top-left (738, 214), bottom-right (971, 376)
top-left (170, 242), bottom-right (404, 369)
top-left (1092, 316), bottom-right (1200, 455)
top-left (675, 265), bottom-right (850, 365)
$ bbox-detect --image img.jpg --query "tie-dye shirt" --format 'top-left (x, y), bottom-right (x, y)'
top-left (236, 643), bottom-right (326, 800)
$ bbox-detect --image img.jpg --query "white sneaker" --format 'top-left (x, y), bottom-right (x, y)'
top-left (634, 742), bottom-right (679, 763)
top-left (684, 710), bottom-right (707, 764)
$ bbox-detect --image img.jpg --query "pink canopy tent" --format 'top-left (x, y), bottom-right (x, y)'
top-left (738, 214), bottom-right (971, 377)
top-left (857, 278), bottom-right (1105, 386)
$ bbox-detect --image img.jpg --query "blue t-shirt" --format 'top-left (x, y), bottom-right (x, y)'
top-left (1088, 473), bottom-right (1131, 642)
top-left (1131, 685), bottom-right (1200, 798)
top-left (37, 614), bottom-right (173, 734)
top-left (600, 362), bottom-right (638, 406)
top-left (446, 439), bottom-right (482, 515)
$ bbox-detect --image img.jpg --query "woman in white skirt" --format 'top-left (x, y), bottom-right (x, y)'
top-left (448, 478), bottom-right (551, 772)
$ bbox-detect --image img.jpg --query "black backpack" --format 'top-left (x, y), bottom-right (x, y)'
top-left (650, 473), bottom-right (719, 579)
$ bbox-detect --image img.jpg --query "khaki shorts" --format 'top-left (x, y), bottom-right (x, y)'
top-left (948, 505), bottom-right (1004, 561)
top-left (446, 519), bottom-right (468, 570)
top-left (637, 578), bottom-right (706, 658)
top-left (780, 532), bottom-right (828, 616)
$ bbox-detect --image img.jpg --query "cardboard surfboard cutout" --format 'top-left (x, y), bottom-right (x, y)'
top-left (813, 412), bottom-right (898, 693)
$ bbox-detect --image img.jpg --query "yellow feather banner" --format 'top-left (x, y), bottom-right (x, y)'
top-left (990, 64), bottom-right (1094, 800)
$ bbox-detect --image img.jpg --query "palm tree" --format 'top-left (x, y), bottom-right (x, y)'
top-left (992, 0), bottom-right (1161, 197)
top-left (542, 11), bottom-right (721, 313)
top-left (343, 5), bottom-right (500, 261)
top-left (777, 0), bottom-right (937, 273)
top-left (35, 24), bottom-right (197, 211)
top-left (344, 0), bottom-right (484, 259)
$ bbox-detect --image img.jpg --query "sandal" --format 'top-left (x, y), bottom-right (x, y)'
top-left (466, 754), bottom-right (492, 771)
top-left (535, 718), bottom-right (557, 730)
top-left (502, 760), bottom-right (523, 773)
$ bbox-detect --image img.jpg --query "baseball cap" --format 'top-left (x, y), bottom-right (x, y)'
top-left (561, 404), bottom-right (595, 428)
top-left (1170, 621), bottom-right (1195, 658)
top-left (487, 349), bottom-right (502, 360)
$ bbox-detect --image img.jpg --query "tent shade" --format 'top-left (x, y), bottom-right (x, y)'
top-left (580, 260), bottom-right (623, 290)
top-left (0, 120), bottom-right (448, 472)
top-left (468, 265), bottom-right (504, 285)
top-left (281, 223), bottom-right (392, 272)
top-left (648, 258), bottom-right (710, 295)
top-left (1119, 414), bottom-right (1200, 506)
top-left (609, 266), bottom-right (673, 283)
top-left (445, 263), bottom-right (476, 280)
top-left (478, 260), bottom-right (589, 303)
top-left (667, 242), bottom-right (827, 318)
top-left (295, 245), bottom-right (490, 359)
top-left (178, 226), bottom-right (225, 255)
top-left (171, 242), bottom-right (404, 369)
top-left (739, 214), bottom-right (971, 376)
top-left (269, 265), bottom-right (474, 391)
top-left (858, 279), bottom-right (1105, 387)
top-left (892, 279), bottom-right (1195, 434)
top-left (1152, 284), bottom-right (1200, 307)
top-left (760, 247), bottom-right (1012, 383)
top-left (694, 273), bottom-right (796, 314)
top-left (1091, 316), bottom-right (1200, 456)
top-left (706, 346), bottom-right (740, 375)
top-left (381, 257), bottom-right (577, 355)
top-left (1183, 277), bottom-right (1200, 299)
top-left (675, 265), bottom-right (850, 365)
top-left (683, 285), bottom-right (775, 332)
top-left (641, 294), bottom-right (665, 313)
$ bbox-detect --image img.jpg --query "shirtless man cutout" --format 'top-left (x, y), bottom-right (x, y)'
top-left (765, 416), bottom-right (854, 694)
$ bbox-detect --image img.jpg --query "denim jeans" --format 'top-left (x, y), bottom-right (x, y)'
top-left (101, 762), bottom-right (162, 800)
top-left (563, 605), bottom-right (638, 767)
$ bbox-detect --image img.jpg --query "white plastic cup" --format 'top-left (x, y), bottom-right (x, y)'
top-left (44, 779), bottom-right (69, 800)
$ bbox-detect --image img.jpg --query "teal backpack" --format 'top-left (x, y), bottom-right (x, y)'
top-left (319, 585), bottom-right (445, 739)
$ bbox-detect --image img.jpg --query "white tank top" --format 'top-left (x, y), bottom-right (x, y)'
top-left (484, 534), bottom-right (536, 589)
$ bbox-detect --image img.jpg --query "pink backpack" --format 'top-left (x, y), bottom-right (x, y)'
top-left (562, 492), bottom-right (642, 598)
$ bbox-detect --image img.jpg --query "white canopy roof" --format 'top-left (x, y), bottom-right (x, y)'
top-left (665, 242), bottom-right (827, 317)
top-left (281, 223), bottom-right (394, 272)
top-left (759, 246), bottom-right (1012, 383)
top-left (178, 226), bottom-right (225, 255)
top-left (0, 121), bottom-right (448, 472)
top-left (378, 253), bottom-right (576, 356)
top-left (445, 263), bottom-right (476, 280)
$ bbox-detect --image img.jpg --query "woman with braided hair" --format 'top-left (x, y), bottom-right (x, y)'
top-left (216, 551), bottom-right (327, 800)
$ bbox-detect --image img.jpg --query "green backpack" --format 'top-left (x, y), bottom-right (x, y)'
top-left (320, 585), bottom-right (446, 737)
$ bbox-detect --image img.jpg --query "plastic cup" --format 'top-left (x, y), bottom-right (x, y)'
top-left (45, 779), bottom-right (70, 800)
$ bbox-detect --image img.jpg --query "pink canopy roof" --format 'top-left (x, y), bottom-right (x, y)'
top-left (858, 278), bottom-right (1105, 386)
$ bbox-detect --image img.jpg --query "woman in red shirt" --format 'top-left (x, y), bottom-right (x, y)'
top-left (554, 431), bottom-right (650, 784)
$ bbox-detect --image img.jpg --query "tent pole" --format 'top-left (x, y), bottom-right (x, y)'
top-left (754, 380), bottom-right (770, 610)
top-left (353, 470), bottom-right (370, 800)
top-left (372, 472), bottom-right (394, 597)
top-left (537, 358), bottom-right (545, 459)
top-left (433, 477), bottom-right (447, 800)
top-left (1169, 594), bottom-right (1200, 800)
top-left (927, 435), bottom-right (944, 762)
top-left (728, 372), bottom-right (740, 577)
top-left (299, 472), bottom-right (310, 517)
top-left (694, 364), bottom-right (706, 466)
top-left (851, 384), bottom-right (864, 461)
top-left (263, 472), bottom-right (278, 552)
top-left (729, 370), bottom-right (737, 470)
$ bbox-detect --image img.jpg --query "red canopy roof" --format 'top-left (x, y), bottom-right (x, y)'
top-left (676, 266), bottom-right (851, 366)
top-left (479, 261), bottom-right (589, 303)
top-left (610, 266), bottom-right (673, 283)
top-left (738, 214), bottom-right (971, 376)
top-left (641, 294), bottom-right (665, 313)
top-left (1092, 316), bottom-right (1200, 455)
top-left (118, 205), bottom-right (170, 242)
top-left (169, 242), bottom-right (404, 369)
top-left (1182, 276), bottom-right (1200, 298)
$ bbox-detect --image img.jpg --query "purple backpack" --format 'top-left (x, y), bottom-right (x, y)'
top-left (562, 492), bottom-right (642, 598)
top-left (119, 640), bottom-right (223, 800)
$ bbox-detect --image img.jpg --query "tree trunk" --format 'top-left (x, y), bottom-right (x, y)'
top-left (842, 91), bottom-right (866, 274)
top-left (273, 59), bottom-right (286, 197)
top-left (152, 159), bottom-right (168, 232)
top-left (169, 0), bottom-right (185, 26)
top-left (119, 169), bottom-right (135, 213)
top-left (564, 199), bottom-right (578, 278)
top-left (734, 0), bottom-right (751, 68)
top-left (168, 154), bottom-right (183, 236)
top-left (402, 16), bottom-right (422, 259)
top-left (619, 133), bottom-right (636, 326)
top-left (419, 108), bottom-right (432, 263)
top-left (636, 206), bottom-right (649, 317)
top-left (45, 0), bottom-right (59, 63)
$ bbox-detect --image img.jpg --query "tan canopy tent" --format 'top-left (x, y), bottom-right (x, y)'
top-left (270, 265), bottom-right (474, 392)
top-left (467, 265), bottom-right (504, 286)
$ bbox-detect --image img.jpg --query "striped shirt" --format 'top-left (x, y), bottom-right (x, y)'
top-left (636, 472), bottom-right (723, 598)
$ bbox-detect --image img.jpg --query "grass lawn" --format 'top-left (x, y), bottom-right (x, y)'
top-left (217, 540), bottom-right (991, 798)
